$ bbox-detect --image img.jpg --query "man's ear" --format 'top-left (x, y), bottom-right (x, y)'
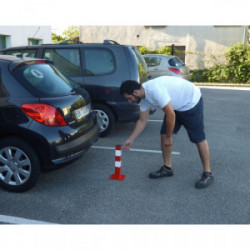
top-left (133, 89), bottom-right (140, 96)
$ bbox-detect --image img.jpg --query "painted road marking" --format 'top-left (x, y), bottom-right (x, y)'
top-left (91, 146), bottom-right (180, 155)
top-left (199, 86), bottom-right (250, 91)
top-left (148, 120), bottom-right (162, 122)
top-left (0, 215), bottom-right (55, 224)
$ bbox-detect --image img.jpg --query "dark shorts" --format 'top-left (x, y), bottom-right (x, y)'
top-left (160, 97), bottom-right (206, 143)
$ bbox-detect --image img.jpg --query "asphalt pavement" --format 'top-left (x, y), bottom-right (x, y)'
top-left (0, 86), bottom-right (250, 224)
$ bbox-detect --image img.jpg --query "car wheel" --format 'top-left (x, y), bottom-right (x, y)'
top-left (93, 104), bottom-right (115, 137)
top-left (0, 136), bottom-right (41, 192)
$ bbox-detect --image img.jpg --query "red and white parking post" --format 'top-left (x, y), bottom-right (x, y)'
top-left (110, 145), bottom-right (126, 181)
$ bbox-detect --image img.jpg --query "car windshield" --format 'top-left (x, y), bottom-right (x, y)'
top-left (12, 63), bottom-right (74, 97)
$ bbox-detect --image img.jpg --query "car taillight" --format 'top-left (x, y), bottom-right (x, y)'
top-left (23, 60), bottom-right (46, 65)
top-left (35, 60), bottom-right (46, 64)
top-left (21, 103), bottom-right (67, 127)
top-left (168, 67), bottom-right (182, 75)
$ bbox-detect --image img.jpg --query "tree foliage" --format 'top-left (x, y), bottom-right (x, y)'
top-left (51, 26), bottom-right (80, 43)
top-left (51, 33), bottom-right (64, 43)
top-left (62, 26), bottom-right (80, 40)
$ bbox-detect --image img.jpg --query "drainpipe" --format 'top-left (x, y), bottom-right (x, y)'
top-left (243, 26), bottom-right (247, 45)
top-left (171, 44), bottom-right (175, 55)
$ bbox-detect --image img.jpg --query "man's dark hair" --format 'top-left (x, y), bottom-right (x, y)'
top-left (120, 80), bottom-right (141, 95)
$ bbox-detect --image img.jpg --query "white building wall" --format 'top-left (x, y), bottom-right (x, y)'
top-left (80, 25), bottom-right (246, 69)
top-left (0, 25), bottom-right (51, 47)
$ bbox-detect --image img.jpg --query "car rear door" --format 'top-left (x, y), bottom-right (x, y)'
top-left (81, 46), bottom-right (130, 102)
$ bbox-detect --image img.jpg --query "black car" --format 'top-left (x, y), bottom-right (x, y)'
top-left (1, 40), bottom-right (149, 137)
top-left (0, 55), bottom-right (99, 192)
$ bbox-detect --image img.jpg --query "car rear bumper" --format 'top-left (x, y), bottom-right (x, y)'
top-left (52, 123), bottom-right (99, 165)
top-left (56, 123), bottom-right (98, 155)
top-left (148, 73), bottom-right (191, 81)
top-left (23, 113), bottom-right (99, 169)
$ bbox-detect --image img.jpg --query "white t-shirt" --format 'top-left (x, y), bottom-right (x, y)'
top-left (140, 76), bottom-right (201, 112)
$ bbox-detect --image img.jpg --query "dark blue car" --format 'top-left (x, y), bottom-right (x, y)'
top-left (1, 40), bottom-right (149, 137)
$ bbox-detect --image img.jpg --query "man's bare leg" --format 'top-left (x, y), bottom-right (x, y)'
top-left (161, 134), bottom-right (172, 168)
top-left (196, 139), bottom-right (211, 172)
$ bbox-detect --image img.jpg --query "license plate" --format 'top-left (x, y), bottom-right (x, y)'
top-left (74, 106), bottom-right (89, 120)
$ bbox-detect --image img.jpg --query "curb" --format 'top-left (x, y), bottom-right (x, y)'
top-left (195, 84), bottom-right (250, 88)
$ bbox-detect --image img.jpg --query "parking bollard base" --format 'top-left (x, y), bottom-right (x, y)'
top-left (110, 167), bottom-right (126, 181)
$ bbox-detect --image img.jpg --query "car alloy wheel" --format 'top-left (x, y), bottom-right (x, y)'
top-left (93, 104), bottom-right (115, 137)
top-left (0, 146), bottom-right (31, 186)
top-left (0, 137), bottom-right (41, 192)
top-left (95, 109), bottom-right (109, 132)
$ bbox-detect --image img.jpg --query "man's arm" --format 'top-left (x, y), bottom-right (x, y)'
top-left (122, 109), bottom-right (150, 150)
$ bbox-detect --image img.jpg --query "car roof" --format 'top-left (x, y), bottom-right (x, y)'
top-left (0, 55), bottom-right (49, 72)
top-left (0, 54), bottom-right (25, 62)
top-left (143, 54), bottom-right (175, 58)
top-left (1, 40), bottom-right (131, 51)
top-left (0, 54), bottom-right (42, 62)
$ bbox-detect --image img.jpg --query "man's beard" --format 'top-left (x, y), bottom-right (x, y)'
top-left (132, 95), bottom-right (141, 104)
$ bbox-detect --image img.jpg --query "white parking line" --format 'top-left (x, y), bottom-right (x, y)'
top-left (0, 215), bottom-right (55, 224)
top-left (148, 120), bottom-right (162, 122)
top-left (91, 146), bottom-right (180, 155)
top-left (199, 86), bottom-right (250, 91)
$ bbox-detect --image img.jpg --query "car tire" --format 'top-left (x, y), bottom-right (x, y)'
top-left (0, 136), bottom-right (41, 192)
top-left (93, 104), bottom-right (115, 137)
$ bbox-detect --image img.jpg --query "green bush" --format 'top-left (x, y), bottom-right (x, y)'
top-left (225, 43), bottom-right (250, 83)
top-left (190, 69), bottom-right (208, 82)
top-left (138, 46), bottom-right (155, 55)
top-left (193, 43), bottom-right (250, 83)
top-left (154, 46), bottom-right (172, 55)
top-left (138, 46), bottom-right (176, 55)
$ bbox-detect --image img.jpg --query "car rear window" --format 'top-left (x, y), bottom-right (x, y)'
top-left (168, 57), bottom-right (184, 67)
top-left (12, 63), bottom-right (73, 97)
top-left (129, 47), bottom-right (148, 82)
top-left (22, 50), bottom-right (37, 58)
top-left (2, 49), bottom-right (37, 58)
top-left (2, 50), bottom-right (23, 57)
top-left (144, 57), bottom-right (162, 67)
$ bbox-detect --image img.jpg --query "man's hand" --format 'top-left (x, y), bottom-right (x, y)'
top-left (122, 110), bottom-right (149, 151)
top-left (122, 139), bottom-right (134, 150)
